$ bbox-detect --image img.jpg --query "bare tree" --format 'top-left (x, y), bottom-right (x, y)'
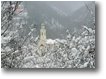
top-left (1, 1), bottom-right (21, 36)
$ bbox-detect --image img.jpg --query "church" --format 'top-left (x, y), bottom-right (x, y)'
top-left (37, 23), bottom-right (47, 56)
top-left (37, 23), bottom-right (62, 56)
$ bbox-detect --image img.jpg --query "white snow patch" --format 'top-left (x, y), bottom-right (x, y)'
top-left (46, 39), bottom-right (57, 44)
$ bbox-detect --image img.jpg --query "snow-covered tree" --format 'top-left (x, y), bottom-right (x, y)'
top-left (21, 24), bottom-right (95, 68)
top-left (1, 1), bottom-right (95, 68)
top-left (1, 1), bottom-right (31, 68)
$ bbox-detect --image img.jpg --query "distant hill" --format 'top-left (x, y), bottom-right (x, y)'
top-left (23, 1), bottom-right (95, 39)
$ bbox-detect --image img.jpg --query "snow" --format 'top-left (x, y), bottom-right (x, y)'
top-left (1, 24), bottom-right (95, 68)
top-left (1, 2), bottom-right (95, 68)
top-left (55, 39), bottom-right (67, 43)
top-left (46, 39), bottom-right (56, 44)
top-left (71, 48), bottom-right (78, 56)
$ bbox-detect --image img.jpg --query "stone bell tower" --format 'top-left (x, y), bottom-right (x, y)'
top-left (38, 23), bottom-right (47, 56)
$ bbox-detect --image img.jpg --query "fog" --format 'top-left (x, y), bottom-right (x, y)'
top-left (23, 1), bottom-right (95, 39)
top-left (1, 1), bottom-right (95, 68)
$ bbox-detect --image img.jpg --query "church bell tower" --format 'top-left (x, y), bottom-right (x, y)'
top-left (38, 23), bottom-right (47, 56)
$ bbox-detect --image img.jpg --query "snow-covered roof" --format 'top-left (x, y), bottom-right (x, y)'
top-left (46, 39), bottom-right (56, 44)
top-left (46, 39), bottom-right (66, 44)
